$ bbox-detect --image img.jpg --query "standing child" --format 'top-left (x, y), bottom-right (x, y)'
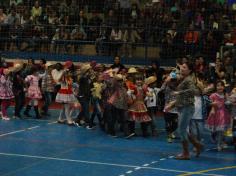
top-left (128, 74), bottom-right (152, 137)
top-left (0, 68), bottom-right (14, 120)
top-left (144, 76), bottom-right (160, 136)
top-left (226, 85), bottom-right (236, 150)
top-left (87, 74), bottom-right (105, 129)
top-left (24, 66), bottom-right (42, 119)
top-left (206, 81), bottom-right (231, 151)
top-left (55, 65), bottom-right (78, 125)
top-left (41, 62), bottom-right (55, 116)
top-left (162, 76), bottom-right (178, 143)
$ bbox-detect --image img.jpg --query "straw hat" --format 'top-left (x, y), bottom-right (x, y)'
top-left (114, 74), bottom-right (124, 81)
top-left (128, 67), bottom-right (138, 74)
top-left (145, 76), bottom-right (157, 85)
top-left (80, 64), bottom-right (91, 74)
top-left (10, 62), bottom-right (24, 72)
top-left (45, 62), bottom-right (54, 67)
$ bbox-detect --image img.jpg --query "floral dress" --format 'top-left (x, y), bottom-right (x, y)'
top-left (206, 93), bottom-right (231, 132)
top-left (0, 74), bottom-right (14, 99)
top-left (25, 75), bottom-right (42, 99)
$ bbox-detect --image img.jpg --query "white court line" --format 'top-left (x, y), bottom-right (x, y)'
top-left (0, 125), bottom-right (41, 137)
top-left (47, 121), bottom-right (57, 125)
top-left (27, 126), bottom-right (40, 130)
top-left (0, 152), bottom-right (225, 176)
top-left (126, 170), bottom-right (133, 174)
top-left (0, 129), bottom-right (25, 137)
top-left (134, 167), bottom-right (141, 170)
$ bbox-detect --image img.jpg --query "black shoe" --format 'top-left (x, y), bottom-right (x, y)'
top-left (24, 112), bottom-right (32, 118)
top-left (86, 125), bottom-right (96, 130)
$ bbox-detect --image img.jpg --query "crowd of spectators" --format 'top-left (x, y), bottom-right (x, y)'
top-left (0, 0), bottom-right (236, 60)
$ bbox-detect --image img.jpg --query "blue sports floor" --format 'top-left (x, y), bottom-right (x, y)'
top-left (0, 108), bottom-right (236, 176)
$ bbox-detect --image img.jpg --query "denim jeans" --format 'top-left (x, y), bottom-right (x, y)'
top-left (42, 91), bottom-right (52, 114)
top-left (189, 119), bottom-right (204, 141)
top-left (77, 97), bottom-right (90, 123)
top-left (14, 91), bottom-right (25, 117)
top-left (178, 105), bottom-right (194, 141)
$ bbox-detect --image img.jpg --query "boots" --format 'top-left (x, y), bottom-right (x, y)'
top-left (175, 141), bottom-right (190, 160)
top-left (34, 106), bottom-right (42, 119)
top-left (188, 135), bottom-right (203, 157)
top-left (24, 105), bottom-right (32, 117)
top-left (141, 122), bottom-right (150, 137)
top-left (125, 121), bottom-right (135, 139)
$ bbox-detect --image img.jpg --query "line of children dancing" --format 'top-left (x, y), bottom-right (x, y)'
top-left (0, 57), bottom-right (236, 160)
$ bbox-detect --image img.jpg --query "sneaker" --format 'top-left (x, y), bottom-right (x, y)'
top-left (73, 121), bottom-right (82, 127)
top-left (86, 125), bottom-right (95, 130)
top-left (2, 116), bottom-right (10, 121)
top-left (125, 133), bottom-right (135, 139)
top-left (167, 137), bottom-right (173, 143)
top-left (109, 133), bottom-right (118, 138)
top-left (67, 120), bottom-right (74, 126)
top-left (217, 146), bottom-right (223, 152)
top-left (80, 120), bottom-right (86, 125)
top-left (171, 133), bottom-right (176, 139)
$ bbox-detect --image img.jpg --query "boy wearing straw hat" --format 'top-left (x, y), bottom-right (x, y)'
top-left (144, 76), bottom-right (160, 136)
top-left (12, 62), bottom-right (25, 118)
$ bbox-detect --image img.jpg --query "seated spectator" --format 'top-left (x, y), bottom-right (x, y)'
top-left (202, 31), bottom-right (218, 61)
top-left (184, 23), bottom-right (199, 56)
top-left (70, 25), bottom-right (86, 54)
top-left (78, 10), bottom-right (88, 36)
top-left (5, 8), bottom-right (20, 25)
top-left (0, 8), bottom-right (7, 24)
top-left (95, 24), bottom-right (110, 55)
top-left (194, 55), bottom-right (207, 75)
top-left (109, 26), bottom-right (122, 56)
top-left (31, 0), bottom-right (42, 20)
top-left (87, 11), bottom-right (103, 41)
top-left (121, 24), bottom-right (141, 58)
top-left (160, 32), bottom-right (173, 59)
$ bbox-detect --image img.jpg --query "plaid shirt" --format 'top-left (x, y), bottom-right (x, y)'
top-left (176, 75), bottom-right (197, 108)
top-left (41, 71), bottom-right (54, 92)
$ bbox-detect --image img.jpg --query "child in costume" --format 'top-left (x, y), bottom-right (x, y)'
top-left (206, 81), bottom-right (231, 151)
top-left (144, 76), bottom-right (160, 136)
top-left (24, 66), bottom-right (42, 119)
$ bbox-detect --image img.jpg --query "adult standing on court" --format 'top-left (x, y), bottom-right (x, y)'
top-left (165, 60), bottom-right (203, 160)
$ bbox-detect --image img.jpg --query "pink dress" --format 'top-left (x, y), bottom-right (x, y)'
top-left (206, 93), bottom-right (231, 132)
top-left (128, 86), bottom-right (151, 122)
top-left (0, 75), bottom-right (14, 99)
top-left (25, 75), bottom-right (42, 99)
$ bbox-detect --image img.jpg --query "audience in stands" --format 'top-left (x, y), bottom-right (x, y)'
top-left (0, 0), bottom-right (235, 60)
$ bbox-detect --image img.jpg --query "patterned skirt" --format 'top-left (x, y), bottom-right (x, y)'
top-left (56, 88), bottom-right (77, 104)
top-left (0, 88), bottom-right (14, 99)
top-left (27, 86), bottom-right (42, 99)
top-left (128, 101), bottom-right (151, 122)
